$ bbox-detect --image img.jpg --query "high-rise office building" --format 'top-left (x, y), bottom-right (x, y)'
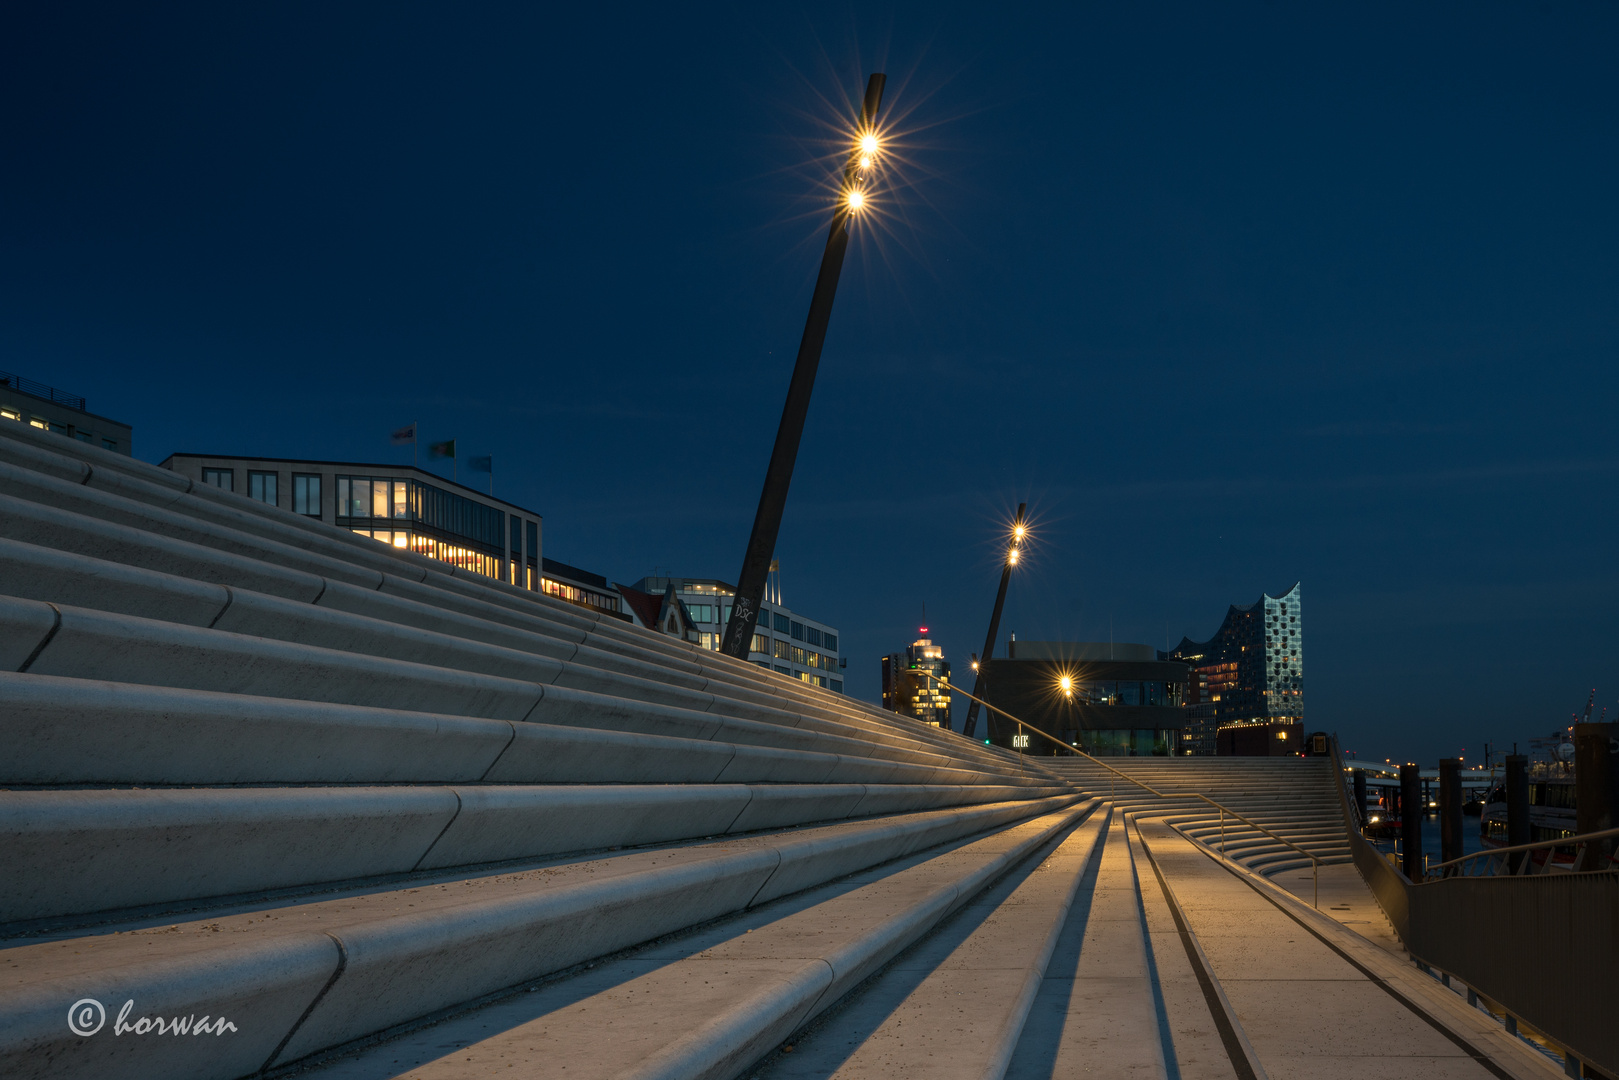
top-left (1166, 583), bottom-right (1303, 756)
top-left (881, 636), bottom-right (953, 729)
top-left (628, 576), bottom-right (843, 692)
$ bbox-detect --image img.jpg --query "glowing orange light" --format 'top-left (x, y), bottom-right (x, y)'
top-left (858, 154), bottom-right (873, 170)
top-left (847, 189), bottom-right (866, 211)
top-left (860, 132), bottom-right (878, 155)
top-left (1008, 548), bottom-right (1020, 566)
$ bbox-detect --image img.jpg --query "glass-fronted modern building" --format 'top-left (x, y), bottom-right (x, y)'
top-left (881, 637), bottom-right (953, 728)
top-left (1166, 583), bottom-right (1304, 756)
top-left (978, 640), bottom-right (1188, 756)
top-left (629, 576), bottom-right (843, 692)
top-left (160, 453), bottom-right (623, 618)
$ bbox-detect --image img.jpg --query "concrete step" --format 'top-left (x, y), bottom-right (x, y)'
top-left (2, 599), bottom-right (1052, 785)
top-left (0, 673), bottom-right (1021, 789)
top-left (0, 795), bottom-right (1086, 1079)
top-left (0, 536), bottom-right (995, 775)
top-left (0, 782), bottom-right (1076, 926)
top-left (288, 802), bottom-right (1102, 1080)
top-left (0, 429), bottom-right (1038, 782)
top-left (1004, 812), bottom-right (1170, 1079)
top-left (781, 808), bottom-right (1114, 1080)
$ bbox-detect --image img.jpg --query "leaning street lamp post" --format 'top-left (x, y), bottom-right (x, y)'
top-left (961, 502), bottom-right (1028, 738)
top-left (720, 73), bottom-right (888, 660)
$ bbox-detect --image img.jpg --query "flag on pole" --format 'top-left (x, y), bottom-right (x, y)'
top-left (428, 439), bottom-right (456, 460)
top-left (390, 422), bottom-right (417, 445)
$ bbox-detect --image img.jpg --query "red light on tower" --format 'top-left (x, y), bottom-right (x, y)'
top-left (919, 626), bottom-right (928, 634)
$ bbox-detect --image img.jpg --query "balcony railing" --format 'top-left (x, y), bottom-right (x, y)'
top-left (0, 370), bottom-right (86, 411)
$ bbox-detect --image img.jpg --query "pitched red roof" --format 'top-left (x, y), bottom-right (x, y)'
top-left (616, 584), bottom-right (663, 630)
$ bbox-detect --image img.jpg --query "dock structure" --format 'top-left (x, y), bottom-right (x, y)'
top-left (0, 421), bottom-right (1585, 1080)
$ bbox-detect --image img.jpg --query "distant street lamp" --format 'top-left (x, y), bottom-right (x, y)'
top-left (720, 73), bottom-right (888, 660)
top-left (962, 502), bottom-right (1028, 738)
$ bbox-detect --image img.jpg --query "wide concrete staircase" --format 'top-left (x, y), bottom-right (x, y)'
top-left (0, 422), bottom-right (1554, 1080)
top-left (1041, 756), bottom-right (1354, 875)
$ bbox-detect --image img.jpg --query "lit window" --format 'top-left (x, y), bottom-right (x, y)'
top-left (0, 408), bottom-right (18, 421)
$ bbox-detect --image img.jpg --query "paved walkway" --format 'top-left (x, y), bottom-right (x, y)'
top-left (1138, 820), bottom-right (1556, 1080)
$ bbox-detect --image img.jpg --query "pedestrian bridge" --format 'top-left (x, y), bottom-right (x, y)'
top-left (0, 422), bottom-right (1597, 1080)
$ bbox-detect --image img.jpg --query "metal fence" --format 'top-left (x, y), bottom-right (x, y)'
top-left (0, 370), bottom-right (86, 411)
top-left (1331, 739), bottom-right (1619, 1078)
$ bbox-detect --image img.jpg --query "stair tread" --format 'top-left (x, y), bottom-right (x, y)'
top-left (293, 804), bottom-right (1094, 1080)
top-left (1006, 814), bottom-right (1168, 1080)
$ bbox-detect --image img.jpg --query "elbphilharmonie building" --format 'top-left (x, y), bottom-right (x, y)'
top-left (1166, 583), bottom-right (1304, 755)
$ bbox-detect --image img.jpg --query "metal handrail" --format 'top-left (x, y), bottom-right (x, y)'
top-left (923, 673), bottom-right (1322, 907)
top-left (1427, 824), bottom-right (1619, 878)
top-left (0, 369), bottom-right (86, 411)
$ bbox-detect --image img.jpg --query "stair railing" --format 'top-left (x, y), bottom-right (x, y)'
top-left (1426, 825), bottom-right (1619, 879)
top-left (922, 673), bottom-right (1321, 907)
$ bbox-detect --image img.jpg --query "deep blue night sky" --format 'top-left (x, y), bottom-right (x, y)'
top-left (4, 3), bottom-right (1617, 763)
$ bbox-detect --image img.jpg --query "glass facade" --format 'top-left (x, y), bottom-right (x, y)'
top-left (633, 576), bottom-right (842, 693)
top-left (337, 473), bottom-right (507, 582)
top-left (336, 476), bottom-right (504, 550)
top-left (1081, 729), bottom-right (1182, 757)
top-left (539, 575), bottom-right (621, 615)
top-left (1070, 680), bottom-right (1184, 707)
top-left (1169, 583), bottom-right (1304, 755)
